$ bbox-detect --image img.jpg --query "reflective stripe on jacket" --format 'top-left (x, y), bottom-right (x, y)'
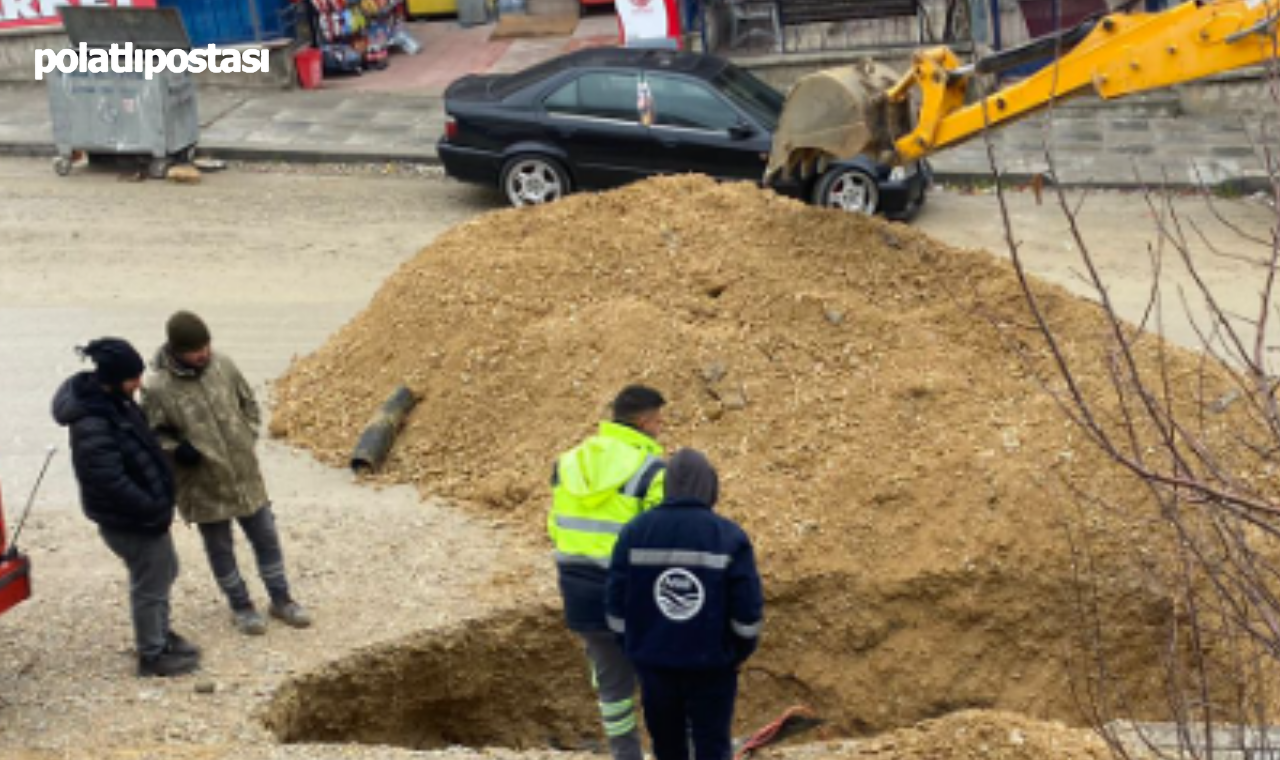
top-left (606, 497), bottom-right (763, 670)
top-left (550, 421), bottom-right (664, 631)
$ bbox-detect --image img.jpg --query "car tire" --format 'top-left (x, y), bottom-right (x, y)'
top-left (501, 155), bottom-right (571, 208)
top-left (813, 166), bottom-right (879, 216)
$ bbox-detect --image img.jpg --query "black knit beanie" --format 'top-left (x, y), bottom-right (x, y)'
top-left (167, 311), bottom-right (211, 354)
top-left (79, 338), bottom-right (145, 386)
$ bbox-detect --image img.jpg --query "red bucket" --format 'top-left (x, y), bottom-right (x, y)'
top-left (295, 48), bottom-right (323, 90)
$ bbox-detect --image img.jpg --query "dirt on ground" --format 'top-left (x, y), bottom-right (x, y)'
top-left (774, 710), bottom-right (1116, 760)
top-left (269, 175), bottom-right (1251, 749)
top-left (4, 156), bottom-right (1274, 760)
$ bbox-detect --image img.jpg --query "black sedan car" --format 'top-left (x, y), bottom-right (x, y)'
top-left (439, 48), bottom-right (928, 219)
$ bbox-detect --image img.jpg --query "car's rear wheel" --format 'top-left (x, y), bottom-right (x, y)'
top-left (501, 155), bottom-right (570, 207)
top-left (813, 166), bottom-right (879, 216)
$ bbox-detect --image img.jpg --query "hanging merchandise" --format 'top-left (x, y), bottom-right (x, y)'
top-left (307, 0), bottom-right (406, 74)
top-left (323, 42), bottom-right (364, 72)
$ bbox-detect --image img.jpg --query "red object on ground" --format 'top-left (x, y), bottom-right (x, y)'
top-left (0, 482), bottom-right (32, 617)
top-left (296, 48), bottom-right (324, 90)
top-left (734, 706), bottom-right (823, 760)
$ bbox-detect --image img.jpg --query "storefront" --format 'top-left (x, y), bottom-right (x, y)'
top-left (306, 0), bottom-right (410, 75)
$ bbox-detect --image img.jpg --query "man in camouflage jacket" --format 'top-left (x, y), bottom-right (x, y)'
top-left (142, 311), bottom-right (311, 635)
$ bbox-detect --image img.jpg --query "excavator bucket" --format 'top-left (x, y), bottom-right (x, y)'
top-left (765, 59), bottom-right (913, 184)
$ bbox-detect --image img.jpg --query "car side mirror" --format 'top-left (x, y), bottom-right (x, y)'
top-left (728, 122), bottom-right (756, 140)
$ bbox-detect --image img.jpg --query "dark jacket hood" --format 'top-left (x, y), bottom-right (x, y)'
top-left (52, 372), bottom-right (117, 427)
top-left (665, 448), bottom-right (719, 508)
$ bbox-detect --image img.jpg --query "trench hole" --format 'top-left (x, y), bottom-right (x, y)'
top-left (264, 573), bottom-right (1173, 752)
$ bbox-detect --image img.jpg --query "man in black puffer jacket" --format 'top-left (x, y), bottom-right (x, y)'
top-left (52, 337), bottom-right (200, 678)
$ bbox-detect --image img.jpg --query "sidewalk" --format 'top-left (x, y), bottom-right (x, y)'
top-left (0, 13), bottom-right (1272, 189)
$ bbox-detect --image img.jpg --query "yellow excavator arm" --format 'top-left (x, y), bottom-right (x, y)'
top-left (765, 0), bottom-right (1280, 180)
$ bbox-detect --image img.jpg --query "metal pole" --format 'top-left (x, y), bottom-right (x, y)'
top-left (990, 0), bottom-right (1001, 50)
top-left (5, 446), bottom-right (56, 560)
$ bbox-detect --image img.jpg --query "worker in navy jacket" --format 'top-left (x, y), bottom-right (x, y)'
top-left (606, 448), bottom-right (764, 760)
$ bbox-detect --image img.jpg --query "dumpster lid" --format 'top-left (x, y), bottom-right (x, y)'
top-left (59, 6), bottom-right (191, 52)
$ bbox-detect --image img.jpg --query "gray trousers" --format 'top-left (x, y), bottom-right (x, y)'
top-left (579, 630), bottom-right (644, 760)
top-left (98, 527), bottom-right (179, 659)
top-left (196, 505), bottom-right (291, 611)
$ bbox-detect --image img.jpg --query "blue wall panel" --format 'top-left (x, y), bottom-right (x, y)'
top-left (158, 0), bottom-right (292, 46)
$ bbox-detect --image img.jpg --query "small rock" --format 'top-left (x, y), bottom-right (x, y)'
top-left (722, 389), bottom-right (748, 411)
top-left (195, 681), bottom-right (217, 695)
top-left (824, 309), bottom-right (845, 326)
top-left (701, 361), bottom-right (727, 384)
top-left (1002, 428), bottom-right (1021, 451)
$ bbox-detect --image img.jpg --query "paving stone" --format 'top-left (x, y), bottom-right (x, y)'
top-left (1212, 145), bottom-right (1264, 157)
top-left (343, 127), bottom-right (413, 146)
top-left (1109, 118), bottom-right (1152, 131)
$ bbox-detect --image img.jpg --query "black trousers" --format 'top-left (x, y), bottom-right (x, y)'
top-left (636, 666), bottom-right (739, 760)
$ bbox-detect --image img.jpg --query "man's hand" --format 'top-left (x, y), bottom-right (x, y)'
top-left (174, 440), bottom-right (203, 467)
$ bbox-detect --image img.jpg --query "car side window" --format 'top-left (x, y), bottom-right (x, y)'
top-left (645, 74), bottom-right (739, 132)
top-left (544, 72), bottom-right (640, 123)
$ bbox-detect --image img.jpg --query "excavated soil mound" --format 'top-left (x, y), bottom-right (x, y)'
top-left (270, 176), bottom-right (1243, 746)
top-left (777, 710), bottom-right (1117, 760)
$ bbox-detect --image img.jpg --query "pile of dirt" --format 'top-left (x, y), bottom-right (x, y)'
top-left (776, 710), bottom-right (1118, 760)
top-left (270, 175), bottom-right (1240, 741)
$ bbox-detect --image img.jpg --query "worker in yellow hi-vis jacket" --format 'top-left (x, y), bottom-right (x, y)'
top-left (549, 385), bottom-right (667, 760)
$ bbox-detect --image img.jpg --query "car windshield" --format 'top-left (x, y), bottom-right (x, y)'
top-left (713, 65), bottom-right (784, 131)
top-left (492, 58), bottom-right (570, 99)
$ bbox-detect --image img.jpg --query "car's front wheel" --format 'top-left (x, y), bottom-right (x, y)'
top-left (501, 155), bottom-right (570, 207)
top-left (813, 166), bottom-right (879, 216)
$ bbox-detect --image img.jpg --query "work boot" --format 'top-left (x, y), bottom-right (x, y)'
top-left (138, 651), bottom-right (199, 678)
top-left (232, 605), bottom-right (268, 636)
top-left (269, 600), bottom-right (312, 629)
top-left (165, 630), bottom-right (201, 657)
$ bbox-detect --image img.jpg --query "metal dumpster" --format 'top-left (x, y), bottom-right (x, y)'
top-left (47, 7), bottom-right (199, 178)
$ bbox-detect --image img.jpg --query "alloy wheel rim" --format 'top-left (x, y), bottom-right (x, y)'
top-left (507, 160), bottom-right (563, 206)
top-left (827, 173), bottom-right (876, 214)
